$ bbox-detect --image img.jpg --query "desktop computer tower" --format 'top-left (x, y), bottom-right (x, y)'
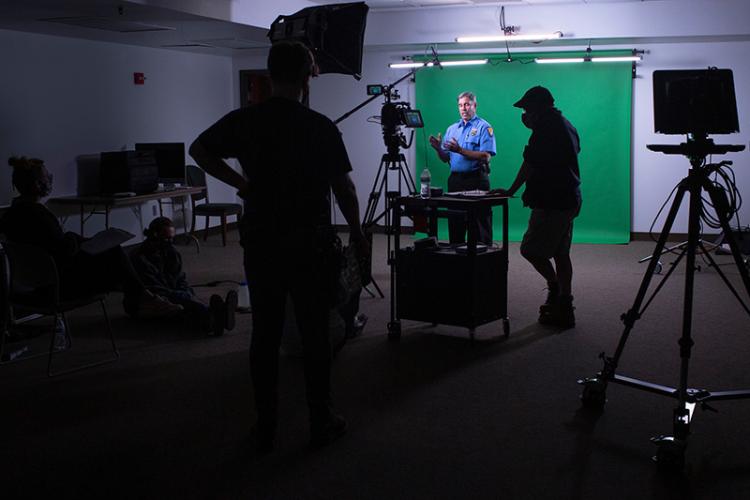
top-left (99, 150), bottom-right (158, 194)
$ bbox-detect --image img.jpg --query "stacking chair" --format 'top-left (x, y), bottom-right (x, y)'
top-left (186, 165), bottom-right (243, 247)
top-left (0, 241), bottom-right (119, 376)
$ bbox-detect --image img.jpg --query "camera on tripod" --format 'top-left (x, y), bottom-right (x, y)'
top-left (367, 83), bottom-right (424, 154)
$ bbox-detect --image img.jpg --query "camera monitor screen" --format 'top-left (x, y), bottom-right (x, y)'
top-left (135, 142), bottom-right (185, 185)
top-left (403, 109), bottom-right (424, 128)
top-left (653, 69), bottom-right (740, 135)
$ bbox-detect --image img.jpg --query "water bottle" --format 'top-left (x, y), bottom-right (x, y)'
top-left (237, 281), bottom-right (251, 312)
top-left (420, 168), bottom-right (431, 198)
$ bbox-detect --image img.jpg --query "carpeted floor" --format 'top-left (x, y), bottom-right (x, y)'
top-left (2, 231), bottom-right (750, 499)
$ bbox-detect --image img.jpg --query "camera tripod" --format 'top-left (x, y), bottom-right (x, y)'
top-left (361, 150), bottom-right (417, 297)
top-left (578, 138), bottom-right (750, 471)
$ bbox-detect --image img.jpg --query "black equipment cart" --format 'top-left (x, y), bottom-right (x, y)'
top-left (388, 193), bottom-right (511, 341)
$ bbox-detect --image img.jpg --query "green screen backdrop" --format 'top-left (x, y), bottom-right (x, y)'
top-left (414, 51), bottom-right (633, 243)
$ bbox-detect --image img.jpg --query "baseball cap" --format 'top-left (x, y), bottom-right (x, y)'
top-left (513, 86), bottom-right (554, 109)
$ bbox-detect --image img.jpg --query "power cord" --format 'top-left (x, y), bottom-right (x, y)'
top-left (648, 157), bottom-right (744, 258)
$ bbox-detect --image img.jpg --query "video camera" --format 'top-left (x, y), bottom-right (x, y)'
top-left (367, 84), bottom-right (423, 155)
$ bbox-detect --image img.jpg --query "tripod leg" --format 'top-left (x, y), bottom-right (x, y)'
top-left (613, 184), bottom-right (688, 367)
top-left (697, 241), bottom-right (750, 315)
top-left (673, 180), bottom-right (702, 433)
top-left (363, 158), bottom-right (388, 228)
top-left (369, 279), bottom-right (385, 298)
top-left (580, 182), bottom-right (689, 409)
top-left (397, 155), bottom-right (417, 195)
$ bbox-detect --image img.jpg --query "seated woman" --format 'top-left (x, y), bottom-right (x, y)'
top-left (0, 156), bottom-right (182, 318)
top-left (130, 217), bottom-right (237, 336)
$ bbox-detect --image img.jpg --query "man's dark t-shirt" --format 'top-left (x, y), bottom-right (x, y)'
top-left (196, 97), bottom-right (352, 246)
top-left (521, 107), bottom-right (581, 210)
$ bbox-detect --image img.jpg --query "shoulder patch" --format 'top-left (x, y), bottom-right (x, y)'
top-left (487, 127), bottom-right (494, 137)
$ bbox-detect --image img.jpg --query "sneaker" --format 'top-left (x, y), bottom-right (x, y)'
top-left (224, 290), bottom-right (238, 331)
top-left (209, 294), bottom-right (225, 336)
top-left (137, 292), bottom-right (183, 318)
top-left (539, 295), bottom-right (576, 329)
top-left (310, 413), bottom-right (347, 448)
top-left (251, 418), bottom-right (277, 455)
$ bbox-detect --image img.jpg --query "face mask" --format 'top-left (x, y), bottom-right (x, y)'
top-left (38, 171), bottom-right (54, 197)
top-left (521, 112), bottom-right (533, 129)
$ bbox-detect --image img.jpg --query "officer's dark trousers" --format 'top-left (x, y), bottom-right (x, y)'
top-left (243, 243), bottom-right (334, 432)
top-left (447, 170), bottom-right (492, 245)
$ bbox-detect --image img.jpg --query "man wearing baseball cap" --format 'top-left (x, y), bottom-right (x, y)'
top-left (492, 86), bottom-right (582, 328)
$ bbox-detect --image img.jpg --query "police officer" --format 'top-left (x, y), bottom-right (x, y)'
top-left (429, 91), bottom-right (496, 244)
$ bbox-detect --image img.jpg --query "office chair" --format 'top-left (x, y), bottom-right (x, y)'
top-left (0, 241), bottom-right (119, 377)
top-left (186, 165), bottom-right (243, 246)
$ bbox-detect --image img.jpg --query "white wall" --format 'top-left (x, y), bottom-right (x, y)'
top-left (0, 29), bottom-right (235, 238)
top-left (631, 40), bottom-right (750, 233)
top-left (364, 0), bottom-right (750, 47)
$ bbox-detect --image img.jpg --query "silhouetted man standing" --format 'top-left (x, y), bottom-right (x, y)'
top-left (190, 41), bottom-right (368, 452)
top-left (492, 86), bottom-right (581, 328)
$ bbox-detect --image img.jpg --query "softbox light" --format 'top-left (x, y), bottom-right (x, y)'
top-left (267, 2), bottom-right (368, 80)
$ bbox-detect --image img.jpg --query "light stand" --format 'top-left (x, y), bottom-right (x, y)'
top-left (578, 136), bottom-right (750, 471)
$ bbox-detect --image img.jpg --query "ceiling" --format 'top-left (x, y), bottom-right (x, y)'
top-left (309, 0), bottom-right (656, 9)
top-left (0, 0), bottom-right (663, 56)
top-left (0, 0), bottom-right (270, 56)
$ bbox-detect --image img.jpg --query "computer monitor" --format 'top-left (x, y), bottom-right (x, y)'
top-left (135, 142), bottom-right (186, 185)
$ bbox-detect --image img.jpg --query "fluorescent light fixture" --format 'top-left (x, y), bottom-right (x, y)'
top-left (389, 62), bottom-right (433, 69)
top-left (591, 55), bottom-right (642, 63)
top-left (456, 33), bottom-right (562, 43)
top-left (440, 59), bottom-right (489, 67)
top-left (389, 59), bottom-right (488, 69)
top-left (535, 55), bottom-right (642, 64)
top-left (535, 57), bottom-right (585, 64)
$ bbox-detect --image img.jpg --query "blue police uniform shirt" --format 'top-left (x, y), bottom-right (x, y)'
top-left (442, 115), bottom-right (497, 173)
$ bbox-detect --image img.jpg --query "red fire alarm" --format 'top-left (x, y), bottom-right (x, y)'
top-left (133, 72), bottom-right (145, 85)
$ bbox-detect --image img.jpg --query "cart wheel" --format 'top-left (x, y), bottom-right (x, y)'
top-left (579, 378), bottom-right (607, 409)
top-left (387, 321), bottom-right (401, 341)
top-left (652, 436), bottom-right (686, 473)
top-left (503, 319), bottom-right (510, 337)
top-left (655, 261), bottom-right (663, 274)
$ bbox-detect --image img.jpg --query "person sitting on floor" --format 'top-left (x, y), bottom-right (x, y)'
top-left (0, 156), bottom-right (182, 318)
top-left (130, 216), bottom-right (237, 336)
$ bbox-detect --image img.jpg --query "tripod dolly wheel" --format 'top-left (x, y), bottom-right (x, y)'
top-left (651, 436), bottom-right (686, 473)
top-left (579, 378), bottom-right (607, 409)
